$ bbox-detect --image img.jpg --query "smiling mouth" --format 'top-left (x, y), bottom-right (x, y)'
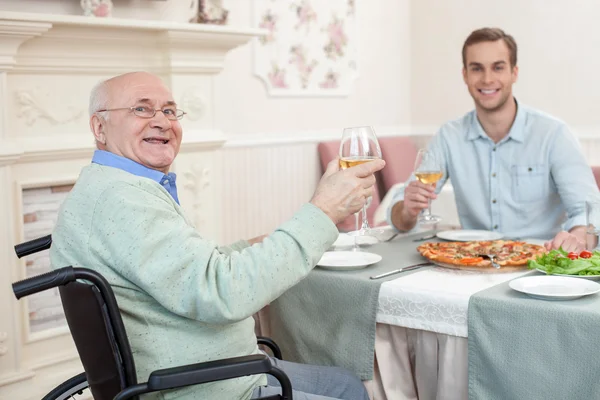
top-left (478, 89), bottom-right (499, 95)
top-left (143, 138), bottom-right (169, 144)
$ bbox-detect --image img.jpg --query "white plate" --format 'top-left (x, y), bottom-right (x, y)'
top-left (332, 233), bottom-right (378, 248)
top-left (436, 229), bottom-right (504, 242)
top-left (535, 269), bottom-right (600, 281)
top-left (509, 275), bottom-right (600, 300)
top-left (317, 251), bottom-right (382, 271)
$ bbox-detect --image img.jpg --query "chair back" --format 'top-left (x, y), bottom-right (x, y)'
top-left (378, 137), bottom-right (418, 193)
top-left (317, 140), bottom-right (382, 230)
top-left (60, 281), bottom-right (138, 400)
top-left (592, 166), bottom-right (600, 189)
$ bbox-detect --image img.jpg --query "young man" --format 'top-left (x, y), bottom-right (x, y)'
top-left (50, 71), bottom-right (383, 400)
top-left (388, 27), bottom-right (598, 252)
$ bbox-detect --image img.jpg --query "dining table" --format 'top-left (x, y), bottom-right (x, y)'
top-left (255, 227), bottom-right (600, 400)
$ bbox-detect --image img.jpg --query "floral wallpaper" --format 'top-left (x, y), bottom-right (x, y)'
top-left (254, 0), bottom-right (358, 96)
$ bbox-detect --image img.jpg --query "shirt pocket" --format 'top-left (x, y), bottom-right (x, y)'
top-left (511, 164), bottom-right (547, 203)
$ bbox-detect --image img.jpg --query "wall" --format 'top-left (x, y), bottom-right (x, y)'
top-left (216, 0), bottom-right (411, 136)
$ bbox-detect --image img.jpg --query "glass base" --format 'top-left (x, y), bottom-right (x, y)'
top-left (419, 214), bottom-right (442, 223)
top-left (346, 227), bottom-right (386, 238)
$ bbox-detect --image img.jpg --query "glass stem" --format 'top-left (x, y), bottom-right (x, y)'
top-left (353, 213), bottom-right (360, 251)
top-left (361, 204), bottom-right (369, 231)
top-left (427, 198), bottom-right (433, 217)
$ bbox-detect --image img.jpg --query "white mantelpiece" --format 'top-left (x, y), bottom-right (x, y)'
top-left (0, 11), bottom-right (263, 400)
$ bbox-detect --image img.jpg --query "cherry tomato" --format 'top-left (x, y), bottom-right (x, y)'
top-left (579, 250), bottom-right (593, 259)
top-left (567, 252), bottom-right (578, 260)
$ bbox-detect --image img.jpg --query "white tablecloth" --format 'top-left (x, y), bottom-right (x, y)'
top-left (376, 267), bottom-right (530, 337)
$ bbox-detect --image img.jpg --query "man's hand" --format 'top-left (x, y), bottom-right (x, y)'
top-left (310, 158), bottom-right (385, 224)
top-left (545, 228), bottom-right (586, 253)
top-left (390, 180), bottom-right (437, 231)
top-left (402, 180), bottom-right (438, 218)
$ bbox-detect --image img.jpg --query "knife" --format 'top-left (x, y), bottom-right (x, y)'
top-left (369, 262), bottom-right (432, 280)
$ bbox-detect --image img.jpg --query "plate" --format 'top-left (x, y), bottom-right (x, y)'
top-left (436, 229), bottom-right (504, 242)
top-left (509, 275), bottom-right (600, 300)
top-left (535, 268), bottom-right (600, 281)
top-left (332, 233), bottom-right (378, 248)
top-left (316, 251), bottom-right (382, 271)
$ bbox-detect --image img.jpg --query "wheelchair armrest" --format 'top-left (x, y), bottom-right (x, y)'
top-left (257, 336), bottom-right (282, 359)
top-left (113, 354), bottom-right (293, 400)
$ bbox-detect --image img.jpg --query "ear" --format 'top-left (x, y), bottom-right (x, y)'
top-left (90, 114), bottom-right (106, 145)
top-left (462, 67), bottom-right (468, 84)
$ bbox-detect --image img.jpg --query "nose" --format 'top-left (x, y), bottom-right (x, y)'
top-left (482, 69), bottom-right (493, 84)
top-left (149, 110), bottom-right (171, 130)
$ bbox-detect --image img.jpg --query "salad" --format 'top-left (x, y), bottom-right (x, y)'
top-left (528, 249), bottom-right (600, 276)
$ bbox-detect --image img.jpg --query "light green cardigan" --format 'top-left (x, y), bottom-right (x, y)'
top-left (50, 163), bottom-right (338, 399)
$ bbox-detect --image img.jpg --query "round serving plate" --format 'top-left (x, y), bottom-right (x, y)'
top-left (430, 260), bottom-right (528, 273)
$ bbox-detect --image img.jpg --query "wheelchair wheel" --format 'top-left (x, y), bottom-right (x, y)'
top-left (42, 372), bottom-right (89, 400)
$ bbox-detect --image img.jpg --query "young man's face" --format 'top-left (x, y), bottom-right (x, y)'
top-left (462, 39), bottom-right (518, 113)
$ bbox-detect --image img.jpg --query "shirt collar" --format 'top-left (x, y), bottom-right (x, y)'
top-left (466, 98), bottom-right (526, 143)
top-left (91, 150), bottom-right (179, 202)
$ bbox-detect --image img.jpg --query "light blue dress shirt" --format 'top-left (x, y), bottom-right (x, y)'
top-left (91, 150), bottom-right (180, 204)
top-left (387, 101), bottom-right (599, 239)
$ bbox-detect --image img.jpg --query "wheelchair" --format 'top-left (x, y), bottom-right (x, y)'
top-left (13, 235), bottom-right (292, 400)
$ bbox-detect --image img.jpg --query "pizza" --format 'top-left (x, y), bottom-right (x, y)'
top-left (417, 240), bottom-right (546, 268)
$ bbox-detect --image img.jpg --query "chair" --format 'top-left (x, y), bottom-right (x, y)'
top-left (13, 235), bottom-right (292, 400)
top-left (591, 166), bottom-right (600, 189)
top-left (377, 137), bottom-right (419, 193)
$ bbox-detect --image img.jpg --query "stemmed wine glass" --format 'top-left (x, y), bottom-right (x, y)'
top-left (339, 126), bottom-right (383, 237)
top-left (413, 148), bottom-right (443, 223)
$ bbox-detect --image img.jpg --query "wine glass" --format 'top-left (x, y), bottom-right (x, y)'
top-left (339, 126), bottom-right (383, 237)
top-left (413, 148), bottom-right (443, 223)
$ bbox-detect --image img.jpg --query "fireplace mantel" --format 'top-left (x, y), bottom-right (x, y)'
top-left (0, 11), bottom-right (263, 399)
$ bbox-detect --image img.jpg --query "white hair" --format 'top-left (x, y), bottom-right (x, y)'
top-left (89, 79), bottom-right (110, 120)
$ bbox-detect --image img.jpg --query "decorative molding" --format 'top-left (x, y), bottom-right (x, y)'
top-left (0, 19), bottom-right (51, 70)
top-left (182, 164), bottom-right (211, 228)
top-left (0, 331), bottom-right (7, 357)
top-left (0, 11), bottom-right (265, 74)
top-left (15, 90), bottom-right (84, 126)
top-left (180, 87), bottom-right (207, 121)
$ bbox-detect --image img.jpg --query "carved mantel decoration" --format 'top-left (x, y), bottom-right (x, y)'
top-left (0, 11), bottom-right (264, 399)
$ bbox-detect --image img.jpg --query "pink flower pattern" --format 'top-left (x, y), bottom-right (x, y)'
top-left (319, 70), bottom-right (339, 89)
top-left (289, 45), bottom-right (318, 89)
top-left (255, 1), bottom-right (355, 93)
top-left (291, 0), bottom-right (317, 32)
top-left (323, 16), bottom-right (348, 60)
top-left (268, 64), bottom-right (288, 88)
top-left (259, 11), bottom-right (278, 44)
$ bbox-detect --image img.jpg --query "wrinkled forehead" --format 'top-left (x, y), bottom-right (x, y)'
top-left (109, 74), bottom-right (175, 107)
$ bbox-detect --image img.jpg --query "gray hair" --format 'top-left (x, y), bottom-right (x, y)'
top-left (89, 79), bottom-right (110, 120)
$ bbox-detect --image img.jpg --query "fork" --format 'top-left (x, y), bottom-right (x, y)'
top-left (478, 254), bottom-right (500, 269)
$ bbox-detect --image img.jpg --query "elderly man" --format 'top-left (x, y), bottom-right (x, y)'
top-left (389, 27), bottom-right (598, 251)
top-left (50, 71), bottom-right (384, 400)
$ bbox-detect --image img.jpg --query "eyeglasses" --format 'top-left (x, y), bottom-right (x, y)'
top-left (96, 106), bottom-right (186, 121)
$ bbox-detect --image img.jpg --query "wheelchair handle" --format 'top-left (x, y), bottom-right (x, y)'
top-left (12, 266), bottom-right (76, 299)
top-left (14, 234), bottom-right (52, 258)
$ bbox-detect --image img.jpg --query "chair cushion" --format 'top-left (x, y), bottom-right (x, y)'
top-left (378, 137), bottom-right (418, 193)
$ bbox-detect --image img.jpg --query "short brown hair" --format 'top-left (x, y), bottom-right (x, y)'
top-left (462, 27), bottom-right (517, 68)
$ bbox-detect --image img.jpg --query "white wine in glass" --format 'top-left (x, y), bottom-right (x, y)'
top-left (414, 149), bottom-right (443, 223)
top-left (338, 126), bottom-right (383, 237)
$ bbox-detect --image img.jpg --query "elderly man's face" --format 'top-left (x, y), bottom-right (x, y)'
top-left (95, 73), bottom-right (183, 173)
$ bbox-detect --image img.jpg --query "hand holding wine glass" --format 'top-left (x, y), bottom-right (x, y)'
top-left (413, 148), bottom-right (443, 223)
top-left (338, 126), bottom-right (384, 237)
